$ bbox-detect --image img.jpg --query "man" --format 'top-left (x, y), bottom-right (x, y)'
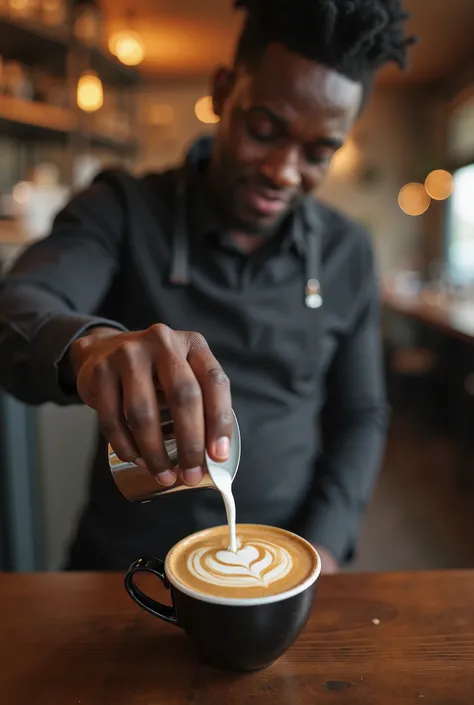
top-left (0, 0), bottom-right (413, 573)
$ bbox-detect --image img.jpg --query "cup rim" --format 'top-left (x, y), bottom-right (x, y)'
top-left (164, 525), bottom-right (321, 607)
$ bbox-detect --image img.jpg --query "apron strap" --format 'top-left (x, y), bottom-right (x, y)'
top-left (169, 166), bottom-right (191, 286)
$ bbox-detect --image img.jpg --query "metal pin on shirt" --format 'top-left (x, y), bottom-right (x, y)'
top-left (305, 278), bottom-right (322, 309)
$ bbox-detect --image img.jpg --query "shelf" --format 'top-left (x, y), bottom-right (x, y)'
top-left (0, 12), bottom-right (140, 87)
top-left (0, 13), bottom-right (141, 162)
top-left (0, 96), bottom-right (138, 153)
top-left (0, 12), bottom-right (69, 74)
top-left (0, 95), bottom-right (76, 139)
top-left (0, 11), bottom-right (69, 45)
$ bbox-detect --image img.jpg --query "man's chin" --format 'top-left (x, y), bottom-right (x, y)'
top-left (230, 208), bottom-right (291, 238)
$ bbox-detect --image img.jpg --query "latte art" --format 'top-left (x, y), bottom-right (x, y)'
top-left (167, 524), bottom-right (318, 600)
top-left (188, 539), bottom-right (293, 589)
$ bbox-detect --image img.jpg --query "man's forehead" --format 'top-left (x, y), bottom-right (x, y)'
top-left (239, 42), bottom-right (363, 118)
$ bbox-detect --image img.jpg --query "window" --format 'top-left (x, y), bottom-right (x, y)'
top-left (446, 164), bottom-right (474, 284)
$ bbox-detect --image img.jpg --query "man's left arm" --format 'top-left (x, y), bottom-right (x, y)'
top-left (291, 242), bottom-right (389, 571)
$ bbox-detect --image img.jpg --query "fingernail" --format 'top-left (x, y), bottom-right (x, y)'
top-left (214, 437), bottom-right (230, 461)
top-left (155, 469), bottom-right (176, 487)
top-left (183, 467), bottom-right (204, 486)
top-left (135, 458), bottom-right (146, 467)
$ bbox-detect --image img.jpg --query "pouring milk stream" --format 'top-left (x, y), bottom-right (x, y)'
top-left (109, 410), bottom-right (302, 588)
top-left (206, 464), bottom-right (238, 553)
top-left (108, 408), bottom-right (241, 552)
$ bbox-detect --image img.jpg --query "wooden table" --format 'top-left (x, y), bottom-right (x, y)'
top-left (1, 571), bottom-right (473, 704)
top-left (383, 287), bottom-right (474, 346)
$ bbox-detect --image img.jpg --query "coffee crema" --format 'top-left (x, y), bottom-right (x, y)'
top-left (166, 524), bottom-right (317, 599)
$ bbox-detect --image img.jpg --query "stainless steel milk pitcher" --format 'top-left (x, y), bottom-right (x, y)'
top-left (108, 409), bottom-right (241, 502)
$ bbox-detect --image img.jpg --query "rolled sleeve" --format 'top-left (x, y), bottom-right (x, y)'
top-left (0, 174), bottom-right (127, 405)
top-left (33, 313), bottom-right (127, 404)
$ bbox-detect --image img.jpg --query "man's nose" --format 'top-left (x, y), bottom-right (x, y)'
top-left (260, 146), bottom-right (301, 190)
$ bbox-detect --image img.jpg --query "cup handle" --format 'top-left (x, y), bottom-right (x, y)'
top-left (124, 556), bottom-right (178, 626)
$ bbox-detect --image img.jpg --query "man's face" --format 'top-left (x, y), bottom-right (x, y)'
top-left (209, 42), bottom-right (363, 236)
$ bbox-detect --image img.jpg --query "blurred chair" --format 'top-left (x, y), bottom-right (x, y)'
top-left (386, 345), bottom-right (438, 419)
top-left (383, 311), bottom-right (439, 428)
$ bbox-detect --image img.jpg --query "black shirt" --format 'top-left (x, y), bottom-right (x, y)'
top-left (0, 137), bottom-right (388, 568)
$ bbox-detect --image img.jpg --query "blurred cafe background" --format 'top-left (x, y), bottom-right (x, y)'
top-left (1, 0), bottom-right (474, 573)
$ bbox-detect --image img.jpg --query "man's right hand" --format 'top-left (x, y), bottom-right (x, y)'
top-left (68, 324), bottom-right (233, 488)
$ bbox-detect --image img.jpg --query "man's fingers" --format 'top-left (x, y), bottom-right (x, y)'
top-left (85, 324), bottom-right (231, 485)
top-left (155, 357), bottom-right (206, 470)
top-left (179, 466), bottom-right (205, 486)
top-left (135, 460), bottom-right (176, 487)
top-left (144, 324), bottom-right (205, 471)
top-left (115, 341), bottom-right (173, 483)
top-left (88, 362), bottom-right (140, 464)
top-left (187, 341), bottom-right (233, 463)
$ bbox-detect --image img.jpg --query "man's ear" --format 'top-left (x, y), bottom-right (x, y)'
top-left (211, 66), bottom-right (236, 118)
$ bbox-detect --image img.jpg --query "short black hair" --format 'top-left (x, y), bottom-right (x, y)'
top-left (234, 0), bottom-right (416, 82)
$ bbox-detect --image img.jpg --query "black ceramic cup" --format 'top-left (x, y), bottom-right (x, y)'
top-left (124, 530), bottom-right (321, 672)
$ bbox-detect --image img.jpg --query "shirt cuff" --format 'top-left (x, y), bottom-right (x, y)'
top-left (33, 313), bottom-right (127, 404)
top-left (291, 501), bottom-right (357, 565)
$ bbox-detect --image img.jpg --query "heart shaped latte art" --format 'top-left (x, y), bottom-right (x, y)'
top-left (215, 545), bottom-right (259, 569)
top-left (187, 539), bottom-right (293, 588)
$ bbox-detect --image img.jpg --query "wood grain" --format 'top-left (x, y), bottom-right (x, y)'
top-left (1, 571), bottom-right (473, 704)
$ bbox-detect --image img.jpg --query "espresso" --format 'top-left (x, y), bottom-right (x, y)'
top-left (166, 524), bottom-right (318, 600)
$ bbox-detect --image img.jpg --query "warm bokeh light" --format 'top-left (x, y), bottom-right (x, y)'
top-left (194, 96), bottom-right (219, 124)
top-left (424, 170), bottom-right (453, 201)
top-left (109, 30), bottom-right (145, 67)
top-left (8, 0), bottom-right (33, 15)
top-left (77, 71), bottom-right (104, 113)
top-left (74, 9), bottom-right (99, 47)
top-left (42, 0), bottom-right (67, 26)
top-left (12, 181), bottom-right (30, 205)
top-left (398, 182), bottom-right (431, 216)
top-left (148, 103), bottom-right (174, 126)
